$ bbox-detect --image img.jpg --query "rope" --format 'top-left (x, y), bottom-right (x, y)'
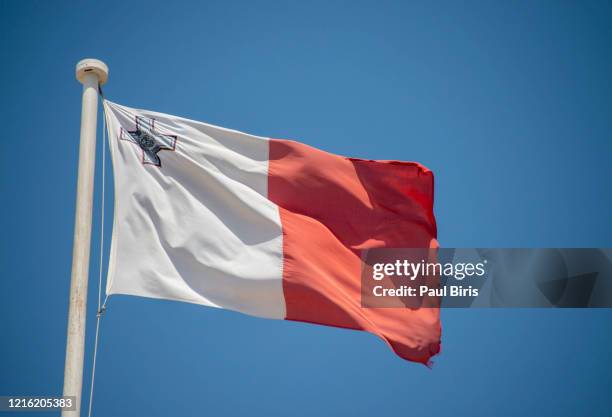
top-left (87, 95), bottom-right (110, 417)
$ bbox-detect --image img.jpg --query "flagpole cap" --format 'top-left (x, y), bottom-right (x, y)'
top-left (76, 58), bottom-right (109, 85)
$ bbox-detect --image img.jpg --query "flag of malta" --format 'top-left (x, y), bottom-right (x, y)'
top-left (103, 100), bottom-right (440, 365)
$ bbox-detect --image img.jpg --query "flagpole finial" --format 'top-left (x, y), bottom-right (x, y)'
top-left (76, 58), bottom-right (109, 85)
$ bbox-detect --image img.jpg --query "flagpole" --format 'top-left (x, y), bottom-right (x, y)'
top-left (62, 58), bottom-right (108, 417)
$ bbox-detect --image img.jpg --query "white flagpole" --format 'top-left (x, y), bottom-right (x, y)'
top-left (62, 58), bottom-right (108, 417)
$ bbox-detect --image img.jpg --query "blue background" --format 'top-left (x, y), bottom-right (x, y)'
top-left (1, 1), bottom-right (611, 416)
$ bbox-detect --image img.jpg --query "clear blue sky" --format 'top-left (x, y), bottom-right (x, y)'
top-left (1, 1), bottom-right (611, 416)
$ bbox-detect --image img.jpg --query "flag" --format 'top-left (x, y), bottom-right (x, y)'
top-left (103, 100), bottom-right (440, 364)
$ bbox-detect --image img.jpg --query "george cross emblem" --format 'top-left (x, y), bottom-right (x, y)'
top-left (120, 116), bottom-right (177, 167)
